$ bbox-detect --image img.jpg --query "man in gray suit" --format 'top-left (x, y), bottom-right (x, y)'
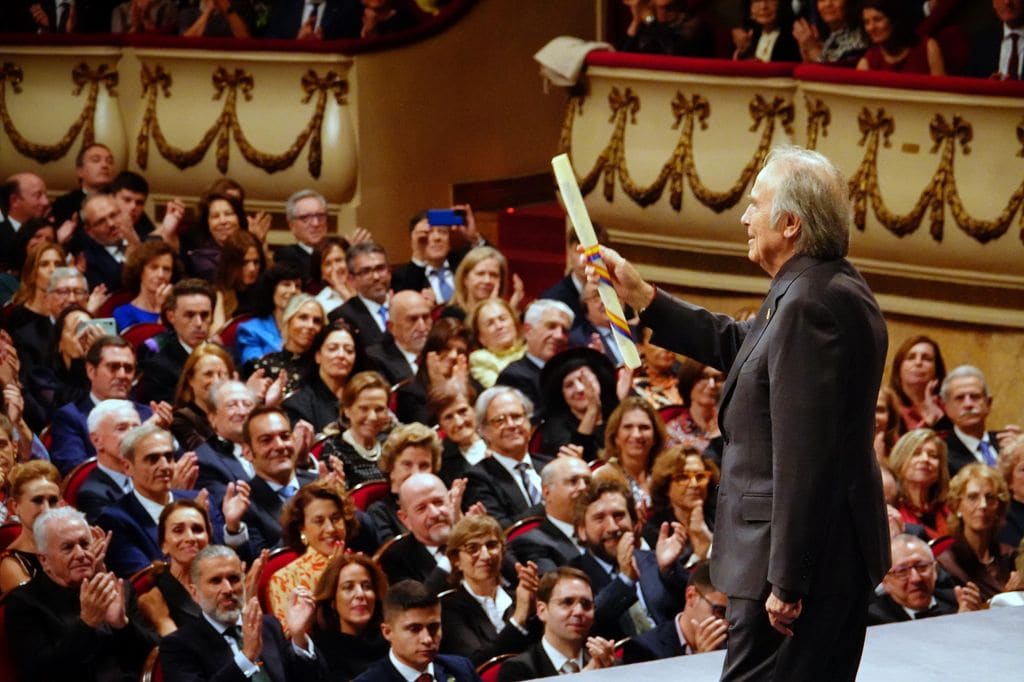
top-left (599, 147), bottom-right (889, 681)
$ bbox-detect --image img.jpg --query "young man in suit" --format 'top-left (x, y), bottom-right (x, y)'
top-left (51, 142), bottom-right (116, 232)
top-left (498, 567), bottom-right (615, 682)
top-left (329, 241), bottom-right (392, 350)
top-left (76, 399), bottom-right (140, 522)
top-left (354, 579), bottom-right (480, 682)
top-left (161, 544), bottom-right (325, 682)
top-left (940, 365), bottom-right (1019, 476)
top-left (602, 146), bottom-right (890, 680)
top-left (380, 472), bottom-right (455, 594)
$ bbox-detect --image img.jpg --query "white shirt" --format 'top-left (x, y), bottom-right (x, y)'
top-left (133, 489), bottom-right (172, 526)
top-left (490, 451), bottom-right (542, 506)
top-left (7, 216), bottom-right (21, 232)
top-left (541, 635), bottom-right (584, 674)
top-left (952, 426), bottom-right (995, 465)
top-left (228, 440), bottom-right (255, 478)
top-left (359, 295), bottom-right (388, 332)
top-left (460, 439), bottom-right (487, 466)
top-left (302, 0), bottom-right (324, 30)
top-left (545, 514), bottom-right (583, 554)
top-left (427, 544), bottom-right (451, 573)
top-left (395, 343), bottom-right (419, 375)
top-left (315, 286), bottom-right (345, 315)
top-left (462, 580), bottom-right (513, 633)
top-left (1000, 25), bottom-right (1023, 79)
top-left (104, 242), bottom-right (127, 264)
top-left (901, 595), bottom-right (938, 620)
top-left (388, 650), bottom-right (437, 682)
top-left (755, 29), bottom-right (780, 63)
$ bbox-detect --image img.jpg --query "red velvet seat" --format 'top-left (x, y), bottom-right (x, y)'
top-left (476, 653), bottom-right (517, 682)
top-left (0, 523), bottom-right (21, 552)
top-left (213, 314), bottom-right (252, 352)
top-left (60, 457), bottom-right (98, 509)
top-left (256, 547), bottom-right (299, 613)
top-left (96, 290), bottom-right (133, 319)
top-left (504, 515), bottom-right (544, 542)
top-left (121, 322), bottom-right (167, 354)
top-left (349, 480), bottom-right (390, 512)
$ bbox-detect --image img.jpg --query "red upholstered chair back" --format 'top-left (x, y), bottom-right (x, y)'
top-left (130, 562), bottom-right (166, 596)
top-left (477, 653), bottom-right (517, 682)
top-left (0, 523), bottom-right (21, 552)
top-left (350, 480), bottom-right (390, 512)
top-left (372, 533), bottom-right (407, 564)
top-left (613, 637), bottom-right (631, 661)
top-left (657, 404), bottom-right (687, 424)
top-left (257, 548), bottom-right (299, 613)
top-left (61, 458), bottom-right (98, 508)
top-left (504, 516), bottom-right (544, 542)
top-left (96, 290), bottom-right (134, 318)
top-left (121, 322), bottom-right (168, 354)
top-left (214, 314), bottom-right (253, 352)
top-left (527, 425), bottom-right (545, 457)
top-left (140, 646), bottom-right (164, 682)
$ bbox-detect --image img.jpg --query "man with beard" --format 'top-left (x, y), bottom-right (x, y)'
top-left (160, 544), bottom-right (325, 681)
top-left (379, 472), bottom-right (456, 595)
top-left (5, 507), bottom-right (158, 682)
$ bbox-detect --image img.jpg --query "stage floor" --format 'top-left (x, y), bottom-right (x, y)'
top-left (568, 607), bottom-right (1023, 681)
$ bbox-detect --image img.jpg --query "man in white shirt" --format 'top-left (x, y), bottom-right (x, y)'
top-left (940, 365), bottom-right (1021, 476)
top-left (75, 399), bottom-right (141, 522)
top-left (365, 289), bottom-right (432, 384)
top-left (276, 189), bottom-right (330, 281)
top-left (331, 241), bottom-right (393, 350)
top-left (380, 473), bottom-right (456, 594)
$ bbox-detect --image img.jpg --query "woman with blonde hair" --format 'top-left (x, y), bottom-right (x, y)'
top-left (889, 428), bottom-right (950, 539)
top-left (444, 246), bottom-right (523, 320)
top-left (251, 293), bottom-right (325, 395)
top-left (998, 436), bottom-right (1024, 548)
top-left (0, 459), bottom-right (62, 595)
top-left (467, 298), bottom-right (526, 388)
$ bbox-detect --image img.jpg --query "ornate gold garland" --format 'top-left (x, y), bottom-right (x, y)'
top-left (136, 64), bottom-right (348, 178)
top-left (559, 86), bottom-right (794, 214)
top-left (804, 95), bottom-right (830, 150)
top-left (0, 61), bottom-right (118, 163)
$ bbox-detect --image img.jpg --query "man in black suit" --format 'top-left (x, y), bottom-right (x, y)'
top-left (508, 456), bottom-right (591, 574)
top-left (0, 172), bottom-right (51, 272)
top-left (262, 0), bottom-right (361, 40)
top-left (365, 289), bottom-right (431, 384)
top-left (495, 299), bottom-right (574, 411)
top-left (939, 365), bottom-right (1018, 476)
top-left (354, 579), bottom-right (480, 682)
top-left (136, 279), bottom-right (215, 404)
top-left (623, 560), bottom-right (729, 663)
top-left (464, 386), bottom-right (548, 527)
top-left (161, 544), bottom-right (325, 682)
top-left (603, 147), bottom-right (889, 680)
top-left (866, 534), bottom-right (980, 625)
top-left (379, 473), bottom-right (455, 594)
top-left (970, 0), bottom-right (1024, 79)
top-left (5, 507), bottom-right (158, 682)
top-left (273, 189), bottom-right (331, 282)
top-left (51, 142), bottom-right (116, 228)
top-left (76, 398), bottom-right (140, 522)
top-left (538, 223), bottom-right (610, 322)
top-left (498, 567), bottom-right (615, 682)
top-left (391, 211), bottom-right (462, 305)
top-left (80, 193), bottom-right (132, 291)
top-left (196, 380), bottom-right (258, 504)
top-left (329, 241), bottom-right (392, 350)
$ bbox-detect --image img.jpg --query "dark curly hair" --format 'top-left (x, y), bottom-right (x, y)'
top-left (279, 481), bottom-right (359, 554)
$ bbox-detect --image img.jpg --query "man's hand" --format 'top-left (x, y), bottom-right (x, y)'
top-left (86, 283), bottom-right (111, 316)
top-left (589, 246), bottom-right (656, 313)
top-left (104, 577), bottom-right (129, 629)
top-left (241, 596), bottom-right (264, 662)
top-left (691, 614), bottom-right (729, 652)
top-left (616, 531), bottom-right (639, 581)
top-left (89, 527), bottom-right (112, 573)
top-left (30, 4), bottom-right (51, 30)
top-left (582, 636), bottom-right (616, 670)
top-left (243, 549), bottom-right (270, 601)
top-left (222, 480), bottom-right (252, 531)
top-left (449, 477), bottom-right (467, 520)
top-left (79, 572), bottom-right (117, 628)
top-left (265, 370), bottom-right (288, 407)
top-left (765, 592), bottom-right (802, 637)
top-left (286, 587), bottom-right (317, 647)
top-left (954, 581), bottom-right (983, 613)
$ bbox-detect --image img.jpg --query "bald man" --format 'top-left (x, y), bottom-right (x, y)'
top-left (364, 289), bottom-right (433, 384)
top-left (1, 172), bottom-right (51, 272)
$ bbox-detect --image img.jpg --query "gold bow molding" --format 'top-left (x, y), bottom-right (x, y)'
top-left (561, 88), bottom-right (1024, 245)
top-left (137, 65), bottom-right (348, 178)
top-left (0, 61), bottom-right (118, 162)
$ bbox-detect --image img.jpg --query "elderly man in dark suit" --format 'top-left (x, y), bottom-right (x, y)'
top-left (939, 365), bottom-right (1018, 476)
top-left (364, 289), bottom-right (431, 385)
top-left (970, 0), bottom-right (1024, 78)
top-left (378, 473), bottom-right (455, 595)
top-left (273, 189), bottom-right (331, 281)
top-left (262, 0), bottom-right (361, 40)
top-left (196, 380), bottom-right (258, 503)
top-left (80, 192), bottom-right (131, 292)
top-left (601, 146), bottom-right (889, 680)
top-left (329, 242), bottom-right (392, 350)
top-left (51, 142), bottom-right (116, 227)
top-left (494, 299), bottom-right (574, 411)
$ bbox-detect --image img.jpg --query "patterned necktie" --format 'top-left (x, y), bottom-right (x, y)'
top-left (559, 660), bottom-right (580, 674)
top-left (377, 303), bottom-right (389, 329)
top-left (1009, 33), bottom-right (1020, 81)
top-left (429, 267), bottom-right (454, 303)
top-left (515, 462), bottom-right (541, 505)
top-left (978, 440), bottom-right (996, 466)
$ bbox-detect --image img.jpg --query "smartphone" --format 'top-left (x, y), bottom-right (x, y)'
top-left (426, 209), bottom-right (465, 227)
top-left (77, 318), bottom-right (118, 337)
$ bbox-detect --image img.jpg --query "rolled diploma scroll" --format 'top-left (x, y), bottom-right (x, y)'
top-left (551, 153), bottom-right (641, 369)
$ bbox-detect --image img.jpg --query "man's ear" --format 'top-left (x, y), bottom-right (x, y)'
top-left (536, 599), bottom-right (548, 625)
top-left (381, 620), bottom-right (393, 644)
top-left (781, 212), bottom-right (801, 240)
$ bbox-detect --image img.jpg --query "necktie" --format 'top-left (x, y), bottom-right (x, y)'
top-left (279, 483), bottom-right (299, 500)
top-left (416, 674), bottom-right (432, 682)
top-left (1009, 33), bottom-right (1020, 81)
top-left (226, 626), bottom-right (272, 682)
top-left (429, 267), bottom-right (454, 303)
top-left (307, 2), bottom-right (321, 28)
top-left (515, 462), bottom-right (541, 505)
top-left (559, 660), bottom-right (580, 674)
top-left (377, 303), bottom-right (389, 329)
top-left (57, 1), bottom-right (70, 32)
top-left (978, 440), bottom-right (996, 466)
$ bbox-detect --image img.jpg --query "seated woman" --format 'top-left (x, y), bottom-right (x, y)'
top-left (537, 347), bottom-right (619, 461)
top-left (366, 423), bottom-right (443, 544)
top-left (171, 342), bottom-right (236, 451)
top-left (114, 240), bottom-right (181, 330)
top-left (733, 0), bottom-right (801, 62)
top-left (394, 317), bottom-right (479, 426)
top-left (211, 229), bottom-right (265, 330)
top-left (269, 481), bottom-right (358, 627)
top-left (318, 371), bottom-right (392, 487)
top-left (310, 553), bottom-right (390, 681)
top-left (0, 460), bottom-right (61, 595)
top-left (9, 217), bottom-right (56, 282)
top-left (235, 262), bottom-right (304, 367)
top-left (23, 305), bottom-right (96, 431)
top-left (427, 381), bottom-right (487, 486)
top-left (874, 385), bottom-right (904, 464)
top-left (467, 298), bottom-right (526, 389)
top-left (251, 294), bottom-right (325, 396)
top-left (111, 0), bottom-right (178, 33)
top-left (632, 330), bottom-right (684, 408)
top-left (283, 320), bottom-right (360, 432)
top-left (998, 437), bottom-right (1024, 548)
top-left (792, 0), bottom-right (868, 66)
top-left (937, 463), bottom-right (1017, 602)
top-left (620, 0), bottom-right (717, 57)
top-left (889, 335), bottom-right (948, 431)
top-left (440, 515), bottom-right (538, 665)
top-left (642, 445), bottom-right (717, 561)
top-left (136, 499), bottom-right (212, 635)
top-left (857, 0), bottom-right (944, 74)
top-left (7, 242), bottom-right (68, 368)
top-left (443, 246), bottom-right (521, 321)
top-left (598, 396), bottom-right (669, 510)
top-left (889, 428), bottom-right (951, 539)
top-left (663, 358), bottom-right (724, 452)
top-left (179, 192), bottom-right (247, 280)
top-left (311, 236), bottom-right (355, 315)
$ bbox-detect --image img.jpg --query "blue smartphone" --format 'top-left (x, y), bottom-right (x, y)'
top-left (426, 209), bottom-right (466, 227)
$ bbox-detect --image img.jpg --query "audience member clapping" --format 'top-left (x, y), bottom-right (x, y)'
top-left (367, 423), bottom-right (443, 544)
top-left (620, 0), bottom-right (717, 58)
top-left (889, 428), bottom-right (951, 539)
top-left (662, 357), bottom-right (723, 452)
top-left (643, 445), bottom-right (716, 563)
top-left (179, 0), bottom-right (253, 37)
top-left (379, 472), bottom-right (458, 594)
top-left (251, 293), bottom-right (325, 395)
top-left (329, 241), bottom-right (392, 351)
top-left (632, 330), bottom-right (684, 408)
top-left (111, 0), bottom-right (179, 35)
top-left (395, 317), bottom-right (476, 426)
top-left (22, 303), bottom-right (95, 429)
top-left (998, 436), bottom-right (1024, 548)
top-left (792, 0), bottom-right (868, 65)
top-left (235, 262), bottom-right (304, 366)
top-left (180, 191), bottom-right (248, 280)
top-left (427, 381), bottom-right (488, 485)
top-left (212, 229), bottom-right (266, 328)
top-left (537, 347), bottom-right (619, 461)
top-left (77, 399), bottom-right (141, 523)
top-left (732, 0), bottom-right (801, 62)
top-left (445, 245), bottom-right (520, 321)
top-left (889, 334), bottom-right (948, 431)
top-left (312, 235), bottom-right (356, 315)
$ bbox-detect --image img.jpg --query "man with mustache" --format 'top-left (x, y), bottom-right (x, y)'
top-left (160, 544), bottom-right (325, 681)
top-left (5, 507), bottom-right (158, 682)
top-left (379, 472), bottom-right (457, 595)
top-left (940, 365), bottom-right (1020, 477)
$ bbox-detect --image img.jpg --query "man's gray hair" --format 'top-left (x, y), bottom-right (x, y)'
top-left (119, 423), bottom-right (172, 462)
top-left (890, 532), bottom-right (929, 556)
top-left (940, 365), bottom-right (989, 402)
top-left (524, 298), bottom-right (575, 328)
top-left (189, 545), bottom-right (241, 586)
top-left (34, 507), bottom-right (89, 555)
top-left (47, 266), bottom-right (85, 292)
top-left (208, 380), bottom-right (255, 413)
top-left (475, 385), bottom-right (534, 432)
top-left (285, 189), bottom-right (327, 221)
top-left (86, 399), bottom-right (137, 435)
top-left (764, 146), bottom-right (850, 260)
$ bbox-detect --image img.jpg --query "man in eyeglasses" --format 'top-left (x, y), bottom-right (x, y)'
top-left (867, 534), bottom-right (982, 624)
top-left (275, 189), bottom-right (331, 282)
top-left (498, 567), bottom-right (615, 682)
top-left (329, 241), bottom-right (392, 350)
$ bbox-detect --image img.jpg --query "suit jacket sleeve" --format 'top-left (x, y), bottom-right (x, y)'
top-left (49, 405), bottom-right (92, 475)
top-left (640, 289), bottom-right (751, 374)
top-left (97, 508), bottom-right (158, 578)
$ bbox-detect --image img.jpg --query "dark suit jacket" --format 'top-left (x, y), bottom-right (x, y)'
top-left (943, 429), bottom-right (1000, 477)
top-left (160, 612), bottom-right (325, 682)
top-left (366, 493), bottom-right (406, 545)
top-left (377, 533), bottom-right (450, 595)
top-left (495, 357), bottom-right (544, 413)
top-left (623, 617), bottom-right (688, 663)
top-left (497, 641), bottom-right (559, 682)
top-left (968, 24), bottom-right (1011, 79)
top-left (5, 570), bottom-right (157, 682)
top-left (737, 25), bottom-right (802, 62)
top-left (330, 296), bottom-right (387, 350)
top-left (438, 439), bottom-right (472, 488)
top-left (243, 470), bottom-right (317, 551)
top-left (641, 255), bottom-right (890, 602)
top-left (81, 236), bottom-right (125, 291)
top-left (50, 396), bottom-right (153, 476)
top-left (50, 188), bottom-right (85, 228)
top-left (390, 261), bottom-right (430, 294)
top-left (262, 0), bottom-right (361, 40)
top-left (76, 466), bottom-right (129, 523)
top-left (353, 652), bottom-right (480, 682)
top-left (195, 438), bottom-right (252, 505)
top-left (364, 335), bottom-right (415, 385)
top-left (508, 517), bottom-right (580, 575)
top-left (272, 243), bottom-right (315, 281)
top-left (539, 273), bottom-right (585, 322)
top-left (866, 588), bottom-right (958, 625)
top-left (440, 585), bottom-right (534, 665)
top-left (282, 375), bottom-right (340, 432)
top-left (136, 331), bottom-right (185, 404)
top-left (464, 455), bottom-right (548, 528)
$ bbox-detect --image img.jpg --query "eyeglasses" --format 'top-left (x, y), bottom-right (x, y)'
top-left (487, 412), bottom-right (527, 428)
top-left (695, 588), bottom-right (727, 619)
top-left (459, 539), bottom-right (502, 557)
top-left (963, 492), bottom-right (1001, 507)
top-left (351, 263), bottom-right (389, 278)
top-left (887, 560), bottom-right (935, 580)
top-left (294, 212), bottom-right (328, 224)
top-left (672, 471), bottom-right (710, 485)
top-left (50, 287), bottom-right (88, 298)
top-left (550, 596), bottom-right (594, 611)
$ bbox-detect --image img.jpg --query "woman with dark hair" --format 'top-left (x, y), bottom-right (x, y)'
top-left (889, 334), bottom-right (948, 431)
top-left (318, 371), bottom-right (392, 486)
top-left (663, 357), bottom-right (724, 452)
top-left (212, 230), bottom-right (265, 329)
top-left (235, 262), bottom-right (304, 366)
top-left (792, 0), bottom-right (868, 65)
top-left (427, 381), bottom-right (487, 486)
top-left (537, 347), bottom-right (619, 461)
top-left (621, 0), bottom-right (717, 57)
top-left (23, 304), bottom-right (97, 430)
top-left (643, 446), bottom-right (718, 560)
top-left (889, 428), bottom-right (951, 539)
top-left (250, 293), bottom-right (325, 395)
top-left (874, 385), bottom-right (904, 463)
top-left (856, 0), bottom-right (944, 74)
top-left (310, 553), bottom-right (389, 681)
top-left (600, 396), bottom-right (669, 509)
top-left (733, 0), bottom-right (801, 62)
top-left (283, 320), bottom-right (360, 432)
top-left (9, 216), bottom-right (56, 276)
top-left (269, 481), bottom-right (359, 626)
top-left (180, 191), bottom-right (248, 280)
top-left (114, 240), bottom-right (181, 330)
top-left (311, 236), bottom-right (354, 315)
top-left (394, 317), bottom-right (478, 426)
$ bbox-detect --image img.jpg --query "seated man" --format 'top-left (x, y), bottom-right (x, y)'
top-left (379, 472), bottom-right (455, 595)
top-left (498, 567), bottom-right (615, 681)
top-left (867, 534), bottom-right (982, 624)
top-left (391, 211), bottom-right (460, 305)
top-left (5, 507), bottom-right (158, 681)
top-left (464, 386), bottom-right (548, 527)
top-left (76, 399), bottom-right (141, 523)
top-left (329, 241), bottom-right (392, 351)
top-left (96, 424), bottom-right (250, 576)
top-left (622, 560), bottom-right (729, 662)
top-left (354, 579), bottom-right (479, 682)
top-left (508, 456), bottom-right (591, 574)
top-left (160, 544), bottom-right (324, 681)
top-left (79, 192), bottom-right (133, 292)
top-left (263, 0), bottom-right (361, 40)
top-left (196, 380), bottom-right (258, 504)
top-left (970, 0), bottom-right (1024, 79)
top-left (940, 364), bottom-right (1019, 476)
top-left (51, 142), bottom-right (115, 227)
top-left (274, 189), bottom-right (332, 281)
top-left (0, 172), bottom-right (50, 273)
top-left (364, 289), bottom-right (433, 384)
top-left (495, 299), bottom-right (573, 411)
